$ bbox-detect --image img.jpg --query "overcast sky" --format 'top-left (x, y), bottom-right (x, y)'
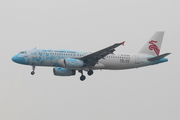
top-left (0, 0), bottom-right (179, 120)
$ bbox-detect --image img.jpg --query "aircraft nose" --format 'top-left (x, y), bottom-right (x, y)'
top-left (11, 54), bottom-right (26, 64)
top-left (12, 55), bottom-right (18, 63)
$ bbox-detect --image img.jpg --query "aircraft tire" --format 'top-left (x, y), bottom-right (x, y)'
top-left (80, 75), bottom-right (86, 81)
top-left (31, 71), bottom-right (35, 75)
top-left (87, 70), bottom-right (93, 76)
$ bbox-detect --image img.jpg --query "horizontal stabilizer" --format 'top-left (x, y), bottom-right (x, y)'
top-left (148, 53), bottom-right (171, 61)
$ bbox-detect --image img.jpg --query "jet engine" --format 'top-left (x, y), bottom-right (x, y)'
top-left (58, 58), bottom-right (84, 68)
top-left (53, 67), bottom-right (76, 76)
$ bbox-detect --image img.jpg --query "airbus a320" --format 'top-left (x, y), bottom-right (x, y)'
top-left (12, 31), bottom-right (170, 81)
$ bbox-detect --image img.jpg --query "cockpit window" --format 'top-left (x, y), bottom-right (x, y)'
top-left (19, 51), bottom-right (27, 54)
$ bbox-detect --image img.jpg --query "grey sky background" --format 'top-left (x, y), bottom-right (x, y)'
top-left (0, 0), bottom-right (179, 120)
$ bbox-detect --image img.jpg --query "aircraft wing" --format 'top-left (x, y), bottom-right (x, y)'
top-left (80, 41), bottom-right (125, 67)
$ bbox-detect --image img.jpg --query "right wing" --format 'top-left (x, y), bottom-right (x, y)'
top-left (80, 41), bottom-right (125, 67)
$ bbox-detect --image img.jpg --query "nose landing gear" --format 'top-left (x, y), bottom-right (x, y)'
top-left (31, 66), bottom-right (35, 75)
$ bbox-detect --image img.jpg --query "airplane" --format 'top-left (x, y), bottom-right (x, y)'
top-left (12, 31), bottom-right (170, 81)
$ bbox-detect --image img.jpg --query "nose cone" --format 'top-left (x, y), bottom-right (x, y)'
top-left (12, 55), bottom-right (18, 62)
top-left (12, 54), bottom-right (26, 64)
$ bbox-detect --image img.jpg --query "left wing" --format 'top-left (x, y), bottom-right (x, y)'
top-left (80, 41), bottom-right (125, 67)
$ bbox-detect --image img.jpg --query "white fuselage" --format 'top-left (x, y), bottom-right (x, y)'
top-left (12, 49), bottom-right (166, 70)
top-left (11, 31), bottom-right (169, 80)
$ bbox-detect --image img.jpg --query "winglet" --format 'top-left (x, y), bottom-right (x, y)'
top-left (120, 41), bottom-right (125, 46)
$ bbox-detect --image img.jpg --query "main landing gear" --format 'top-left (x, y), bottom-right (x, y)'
top-left (87, 70), bottom-right (93, 76)
top-left (79, 70), bottom-right (86, 81)
top-left (31, 66), bottom-right (35, 75)
top-left (78, 70), bottom-right (94, 81)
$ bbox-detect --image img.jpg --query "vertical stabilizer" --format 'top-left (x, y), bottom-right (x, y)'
top-left (139, 31), bottom-right (164, 56)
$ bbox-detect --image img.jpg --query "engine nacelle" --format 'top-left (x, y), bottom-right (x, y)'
top-left (53, 67), bottom-right (76, 76)
top-left (58, 58), bottom-right (84, 68)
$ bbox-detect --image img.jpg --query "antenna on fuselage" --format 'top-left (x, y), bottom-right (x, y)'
top-left (32, 47), bottom-right (37, 51)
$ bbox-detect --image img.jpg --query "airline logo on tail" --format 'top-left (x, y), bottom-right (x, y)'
top-left (149, 40), bottom-right (160, 56)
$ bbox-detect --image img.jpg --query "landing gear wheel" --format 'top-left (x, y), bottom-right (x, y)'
top-left (31, 66), bottom-right (36, 75)
top-left (87, 70), bottom-right (93, 76)
top-left (31, 71), bottom-right (35, 75)
top-left (80, 75), bottom-right (86, 81)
